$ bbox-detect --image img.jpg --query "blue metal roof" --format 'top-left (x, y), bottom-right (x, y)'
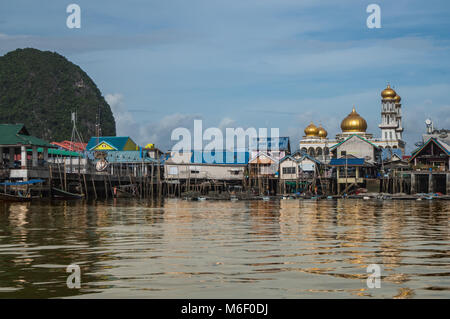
top-left (250, 137), bottom-right (290, 152)
top-left (329, 158), bottom-right (365, 166)
top-left (85, 150), bottom-right (156, 163)
top-left (106, 151), bottom-right (156, 163)
top-left (86, 136), bottom-right (133, 151)
top-left (0, 179), bottom-right (45, 186)
top-left (190, 151), bottom-right (249, 164)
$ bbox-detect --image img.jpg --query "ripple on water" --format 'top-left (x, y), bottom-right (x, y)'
top-left (0, 199), bottom-right (448, 298)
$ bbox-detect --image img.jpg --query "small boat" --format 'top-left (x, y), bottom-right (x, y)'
top-left (198, 197), bottom-right (207, 201)
top-left (0, 179), bottom-right (45, 202)
top-left (230, 196), bottom-right (238, 201)
top-left (262, 196), bottom-right (270, 201)
top-left (52, 187), bottom-right (84, 200)
top-left (363, 196), bottom-right (370, 200)
top-left (0, 192), bottom-right (32, 202)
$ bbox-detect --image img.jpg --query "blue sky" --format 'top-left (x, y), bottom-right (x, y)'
top-left (1, 0), bottom-right (450, 152)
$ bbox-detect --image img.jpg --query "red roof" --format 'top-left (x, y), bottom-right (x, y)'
top-left (51, 141), bottom-right (87, 152)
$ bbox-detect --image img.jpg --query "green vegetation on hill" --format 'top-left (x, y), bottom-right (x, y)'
top-left (0, 48), bottom-right (116, 142)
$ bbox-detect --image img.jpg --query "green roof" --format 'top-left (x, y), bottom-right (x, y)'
top-left (0, 124), bottom-right (54, 147)
top-left (26, 147), bottom-right (82, 157)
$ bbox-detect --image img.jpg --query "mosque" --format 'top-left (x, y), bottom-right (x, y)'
top-left (299, 84), bottom-right (406, 162)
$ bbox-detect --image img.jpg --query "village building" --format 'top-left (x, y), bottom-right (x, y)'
top-left (409, 137), bottom-right (450, 172)
top-left (144, 143), bottom-right (165, 160)
top-left (0, 124), bottom-right (54, 172)
top-left (328, 156), bottom-right (379, 194)
top-left (164, 150), bottom-right (249, 195)
top-left (164, 151), bottom-right (249, 182)
top-left (248, 152), bottom-right (278, 177)
top-left (85, 136), bottom-right (162, 178)
top-left (279, 151), bottom-right (323, 194)
top-left (247, 137), bottom-right (291, 194)
top-left (406, 137), bottom-right (450, 194)
top-left (249, 136), bottom-right (291, 162)
top-left (327, 134), bottom-right (381, 194)
top-left (383, 153), bottom-right (410, 171)
top-left (329, 134), bottom-right (381, 163)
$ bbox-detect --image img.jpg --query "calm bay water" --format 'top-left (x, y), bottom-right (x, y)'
top-left (0, 198), bottom-right (449, 299)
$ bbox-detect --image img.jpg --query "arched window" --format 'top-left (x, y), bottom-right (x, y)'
top-left (316, 148), bottom-right (323, 157)
top-left (308, 147), bottom-right (315, 157)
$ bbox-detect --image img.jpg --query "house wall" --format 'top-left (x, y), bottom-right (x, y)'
top-left (280, 159), bottom-right (297, 180)
top-left (337, 137), bottom-right (375, 161)
top-left (164, 164), bottom-right (246, 180)
top-left (123, 139), bottom-right (138, 151)
top-left (299, 158), bottom-right (316, 172)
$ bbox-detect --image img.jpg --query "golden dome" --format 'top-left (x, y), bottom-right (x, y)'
top-left (317, 125), bottom-right (328, 138)
top-left (304, 122), bottom-right (319, 137)
top-left (341, 107), bottom-right (367, 133)
top-left (394, 94), bottom-right (401, 103)
top-left (381, 84), bottom-right (397, 99)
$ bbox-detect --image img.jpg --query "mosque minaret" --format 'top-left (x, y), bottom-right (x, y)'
top-left (299, 84), bottom-right (406, 162)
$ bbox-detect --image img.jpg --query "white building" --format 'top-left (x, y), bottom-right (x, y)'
top-left (299, 84), bottom-right (406, 161)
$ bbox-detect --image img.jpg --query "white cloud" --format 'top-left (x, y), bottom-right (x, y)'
top-left (106, 93), bottom-right (202, 151)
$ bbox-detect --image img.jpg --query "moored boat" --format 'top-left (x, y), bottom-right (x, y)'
top-left (51, 187), bottom-right (84, 200)
top-left (0, 192), bottom-right (32, 202)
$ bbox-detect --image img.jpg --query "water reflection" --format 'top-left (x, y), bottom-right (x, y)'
top-left (0, 199), bottom-right (448, 298)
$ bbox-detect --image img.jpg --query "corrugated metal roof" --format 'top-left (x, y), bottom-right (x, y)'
top-left (250, 137), bottom-right (290, 152)
top-left (329, 158), bottom-right (366, 166)
top-left (51, 141), bottom-right (86, 152)
top-left (85, 150), bottom-right (157, 163)
top-left (191, 151), bottom-right (249, 164)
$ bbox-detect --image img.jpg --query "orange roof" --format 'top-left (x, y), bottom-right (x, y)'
top-left (51, 140), bottom-right (87, 152)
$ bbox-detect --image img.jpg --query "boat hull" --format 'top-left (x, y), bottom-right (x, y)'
top-left (0, 193), bottom-right (32, 202)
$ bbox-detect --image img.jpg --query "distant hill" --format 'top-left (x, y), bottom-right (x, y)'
top-left (0, 48), bottom-right (116, 142)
